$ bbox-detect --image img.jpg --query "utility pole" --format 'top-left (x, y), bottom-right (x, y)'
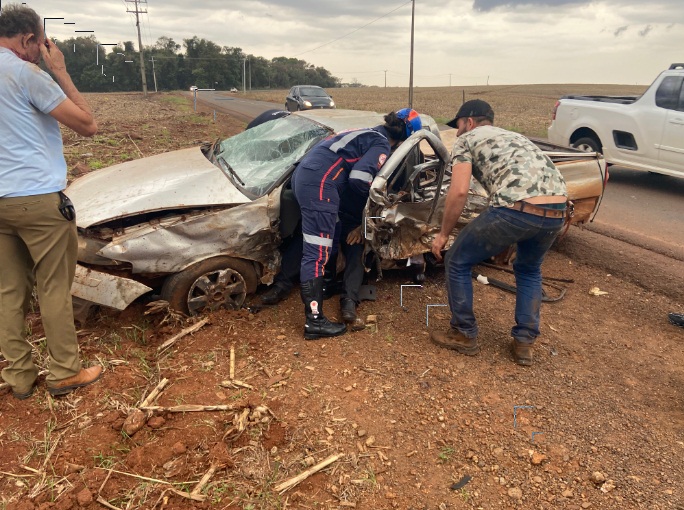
top-left (408, 0), bottom-right (415, 108)
top-left (149, 55), bottom-right (158, 93)
top-left (449, 73), bottom-right (452, 87)
top-left (384, 70), bottom-right (388, 88)
top-left (125, 0), bottom-right (148, 97)
top-left (248, 57), bottom-right (251, 90)
top-left (242, 58), bottom-right (246, 93)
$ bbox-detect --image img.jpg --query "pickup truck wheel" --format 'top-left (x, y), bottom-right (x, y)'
top-left (573, 137), bottom-right (601, 154)
top-left (161, 256), bottom-right (257, 316)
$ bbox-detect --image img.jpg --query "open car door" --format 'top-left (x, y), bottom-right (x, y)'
top-left (364, 129), bottom-right (455, 265)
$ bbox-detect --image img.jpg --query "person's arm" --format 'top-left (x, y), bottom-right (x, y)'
top-left (347, 139), bottom-right (390, 197)
top-left (431, 162), bottom-right (472, 262)
top-left (40, 39), bottom-right (97, 137)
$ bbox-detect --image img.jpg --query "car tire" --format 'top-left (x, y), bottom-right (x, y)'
top-left (161, 256), bottom-right (258, 316)
top-left (573, 137), bottom-right (602, 154)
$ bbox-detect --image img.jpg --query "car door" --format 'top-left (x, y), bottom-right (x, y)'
top-left (285, 87), bottom-right (298, 111)
top-left (364, 130), bottom-right (453, 262)
top-left (657, 75), bottom-right (684, 175)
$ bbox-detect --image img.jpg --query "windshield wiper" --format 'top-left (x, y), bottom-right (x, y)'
top-left (216, 153), bottom-right (246, 187)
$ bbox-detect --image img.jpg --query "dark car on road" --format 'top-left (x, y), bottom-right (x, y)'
top-left (285, 85), bottom-right (335, 112)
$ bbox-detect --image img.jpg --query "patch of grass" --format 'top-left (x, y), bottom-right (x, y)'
top-left (93, 451), bottom-right (117, 469)
top-left (207, 481), bottom-right (233, 504)
top-left (438, 445), bottom-right (455, 463)
top-left (122, 321), bottom-right (149, 346)
top-left (160, 95), bottom-right (189, 106)
top-left (89, 159), bottom-right (106, 170)
top-left (131, 350), bottom-right (155, 379)
top-left (101, 332), bottom-right (122, 354)
top-left (189, 114), bottom-right (211, 125)
top-left (238, 465), bottom-right (283, 509)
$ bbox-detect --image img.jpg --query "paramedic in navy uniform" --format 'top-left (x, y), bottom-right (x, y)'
top-left (291, 108), bottom-right (422, 340)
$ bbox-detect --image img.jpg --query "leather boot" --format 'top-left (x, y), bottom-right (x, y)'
top-left (341, 297), bottom-right (366, 331)
top-left (340, 297), bottom-right (357, 323)
top-left (301, 278), bottom-right (346, 340)
top-left (48, 366), bottom-right (103, 396)
top-left (260, 284), bottom-right (290, 305)
top-left (512, 340), bottom-right (533, 366)
top-left (430, 328), bottom-right (480, 356)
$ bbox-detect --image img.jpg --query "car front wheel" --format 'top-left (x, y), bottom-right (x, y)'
top-left (161, 256), bottom-right (258, 315)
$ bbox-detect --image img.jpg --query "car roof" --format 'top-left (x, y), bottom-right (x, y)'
top-left (294, 109), bottom-right (384, 133)
top-left (295, 108), bottom-right (439, 137)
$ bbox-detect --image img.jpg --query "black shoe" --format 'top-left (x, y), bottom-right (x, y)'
top-left (301, 278), bottom-right (346, 340)
top-left (669, 312), bottom-right (684, 328)
top-left (340, 297), bottom-right (357, 323)
top-left (260, 285), bottom-right (290, 305)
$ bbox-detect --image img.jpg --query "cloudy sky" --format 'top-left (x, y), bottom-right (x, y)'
top-left (18, 0), bottom-right (684, 87)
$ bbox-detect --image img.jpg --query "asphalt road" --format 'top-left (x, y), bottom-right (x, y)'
top-left (586, 167), bottom-right (684, 261)
top-left (196, 92), bottom-right (684, 261)
top-left (192, 90), bottom-right (282, 123)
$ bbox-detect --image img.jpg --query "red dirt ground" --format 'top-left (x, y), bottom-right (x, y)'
top-left (1, 93), bottom-right (682, 510)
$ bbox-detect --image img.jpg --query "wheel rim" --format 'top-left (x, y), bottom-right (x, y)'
top-left (186, 268), bottom-right (247, 315)
top-left (575, 142), bottom-right (595, 153)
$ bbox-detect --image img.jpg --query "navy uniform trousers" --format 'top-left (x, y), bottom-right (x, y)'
top-left (291, 127), bottom-right (391, 283)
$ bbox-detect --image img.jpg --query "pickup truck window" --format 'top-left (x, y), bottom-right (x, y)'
top-left (655, 76), bottom-right (683, 110)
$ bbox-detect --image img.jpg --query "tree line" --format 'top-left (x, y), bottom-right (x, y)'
top-left (53, 35), bottom-right (341, 92)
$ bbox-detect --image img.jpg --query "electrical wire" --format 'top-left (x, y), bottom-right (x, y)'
top-left (293, 1), bottom-right (412, 58)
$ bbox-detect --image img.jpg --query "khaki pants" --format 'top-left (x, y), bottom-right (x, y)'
top-left (0, 192), bottom-right (81, 390)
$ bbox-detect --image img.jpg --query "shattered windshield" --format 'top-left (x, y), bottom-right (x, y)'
top-left (214, 115), bottom-right (330, 197)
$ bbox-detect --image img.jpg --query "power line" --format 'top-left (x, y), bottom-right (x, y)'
top-left (293, 1), bottom-right (412, 58)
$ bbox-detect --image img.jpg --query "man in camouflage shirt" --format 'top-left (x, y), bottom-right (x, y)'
top-left (431, 100), bottom-right (567, 366)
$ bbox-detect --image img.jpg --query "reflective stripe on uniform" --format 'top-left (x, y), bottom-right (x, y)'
top-left (304, 233), bottom-right (334, 247)
top-left (329, 129), bottom-right (372, 153)
top-left (349, 170), bottom-right (373, 182)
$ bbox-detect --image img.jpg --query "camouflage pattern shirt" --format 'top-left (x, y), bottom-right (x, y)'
top-left (451, 125), bottom-right (567, 207)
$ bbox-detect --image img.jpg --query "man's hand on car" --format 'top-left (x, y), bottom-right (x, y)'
top-left (346, 226), bottom-right (363, 245)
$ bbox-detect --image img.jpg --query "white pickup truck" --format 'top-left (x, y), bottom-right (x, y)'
top-left (548, 63), bottom-right (684, 178)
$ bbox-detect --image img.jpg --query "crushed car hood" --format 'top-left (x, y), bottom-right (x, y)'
top-left (67, 147), bottom-right (249, 228)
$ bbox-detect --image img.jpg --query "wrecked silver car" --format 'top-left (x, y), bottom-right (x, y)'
top-left (68, 110), bottom-right (605, 315)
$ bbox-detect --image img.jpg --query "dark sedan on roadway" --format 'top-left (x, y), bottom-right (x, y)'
top-left (285, 85), bottom-right (335, 112)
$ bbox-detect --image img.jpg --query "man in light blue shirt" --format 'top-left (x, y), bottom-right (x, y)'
top-left (0, 4), bottom-right (101, 399)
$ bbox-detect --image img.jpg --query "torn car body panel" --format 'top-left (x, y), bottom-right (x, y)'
top-left (71, 265), bottom-right (152, 310)
top-left (95, 193), bottom-right (280, 279)
top-left (366, 128), bottom-right (606, 265)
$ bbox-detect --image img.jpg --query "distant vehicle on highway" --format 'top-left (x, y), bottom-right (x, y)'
top-left (548, 63), bottom-right (684, 178)
top-left (229, 87), bottom-right (238, 93)
top-left (189, 85), bottom-right (198, 92)
top-left (285, 85), bottom-right (335, 112)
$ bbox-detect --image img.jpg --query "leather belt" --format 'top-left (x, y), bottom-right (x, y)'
top-left (507, 201), bottom-right (566, 218)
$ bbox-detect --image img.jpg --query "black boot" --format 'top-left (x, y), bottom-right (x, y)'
top-left (260, 284), bottom-right (290, 305)
top-left (301, 278), bottom-right (347, 340)
top-left (340, 297), bottom-right (357, 323)
top-left (341, 297), bottom-right (366, 332)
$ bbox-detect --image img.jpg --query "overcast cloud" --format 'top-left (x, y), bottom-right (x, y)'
top-left (14, 0), bottom-right (684, 87)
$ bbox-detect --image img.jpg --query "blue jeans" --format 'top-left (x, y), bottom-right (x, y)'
top-left (444, 206), bottom-right (564, 344)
